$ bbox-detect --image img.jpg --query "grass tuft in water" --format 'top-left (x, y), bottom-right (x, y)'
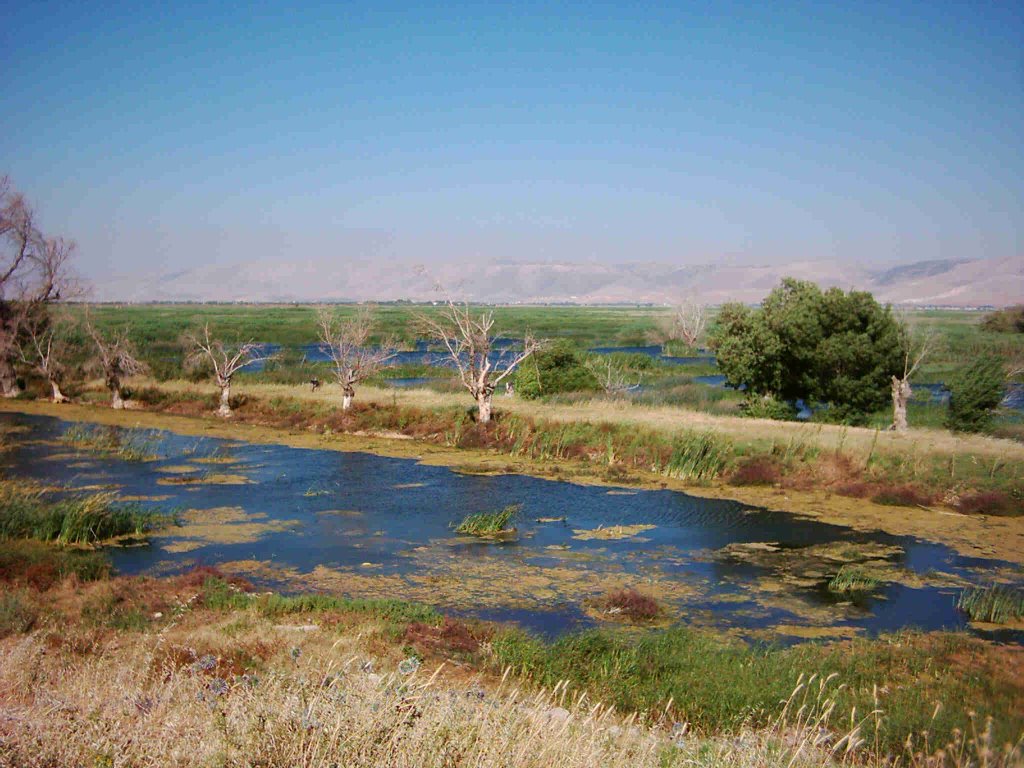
top-left (957, 585), bottom-right (1024, 624)
top-left (454, 504), bottom-right (521, 535)
top-left (0, 480), bottom-right (172, 545)
top-left (827, 565), bottom-right (881, 595)
top-left (61, 424), bottom-right (158, 462)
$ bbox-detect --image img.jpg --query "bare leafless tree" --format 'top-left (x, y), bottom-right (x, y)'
top-left (19, 311), bottom-right (76, 402)
top-left (184, 324), bottom-right (277, 417)
top-left (661, 298), bottom-right (708, 350)
top-left (0, 177), bottom-right (78, 396)
top-left (891, 317), bottom-right (934, 432)
top-left (418, 294), bottom-right (540, 423)
top-left (85, 318), bottom-right (148, 409)
top-left (586, 357), bottom-right (643, 396)
top-left (317, 306), bottom-right (395, 410)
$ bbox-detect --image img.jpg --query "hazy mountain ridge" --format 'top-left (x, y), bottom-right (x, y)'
top-left (94, 256), bottom-right (1022, 306)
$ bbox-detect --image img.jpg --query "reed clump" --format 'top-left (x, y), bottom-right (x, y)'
top-left (61, 423), bottom-right (158, 461)
top-left (0, 479), bottom-right (169, 545)
top-left (455, 503), bottom-right (521, 536)
top-left (827, 565), bottom-right (882, 595)
top-left (957, 585), bottom-right (1024, 624)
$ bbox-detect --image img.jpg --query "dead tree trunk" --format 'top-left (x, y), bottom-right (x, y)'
top-left (891, 376), bottom-right (911, 432)
top-left (0, 357), bottom-right (19, 398)
top-left (108, 375), bottom-right (125, 409)
top-left (49, 379), bottom-right (68, 403)
top-left (476, 388), bottom-right (493, 423)
top-left (218, 378), bottom-right (232, 417)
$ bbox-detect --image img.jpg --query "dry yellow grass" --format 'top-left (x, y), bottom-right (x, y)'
top-left (2, 604), bottom-right (1012, 768)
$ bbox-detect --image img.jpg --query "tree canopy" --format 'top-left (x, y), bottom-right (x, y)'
top-left (710, 278), bottom-right (903, 423)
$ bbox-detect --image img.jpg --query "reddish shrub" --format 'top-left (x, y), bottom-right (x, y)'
top-left (728, 456), bottom-right (782, 486)
top-left (870, 484), bottom-right (933, 507)
top-left (402, 617), bottom-right (489, 656)
top-left (835, 481), bottom-right (873, 499)
top-left (598, 588), bottom-right (661, 622)
top-left (957, 491), bottom-right (1023, 517)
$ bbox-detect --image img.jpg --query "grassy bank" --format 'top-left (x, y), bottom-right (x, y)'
top-left (117, 378), bottom-right (1024, 515)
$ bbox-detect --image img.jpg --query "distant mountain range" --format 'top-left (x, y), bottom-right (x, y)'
top-left (93, 255), bottom-right (1022, 307)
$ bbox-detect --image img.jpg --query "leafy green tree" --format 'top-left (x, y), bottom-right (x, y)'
top-left (945, 356), bottom-right (1006, 433)
top-left (514, 341), bottom-right (598, 400)
top-left (710, 278), bottom-right (903, 423)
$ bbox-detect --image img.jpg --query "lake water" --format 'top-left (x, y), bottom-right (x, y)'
top-left (3, 412), bottom-right (1019, 643)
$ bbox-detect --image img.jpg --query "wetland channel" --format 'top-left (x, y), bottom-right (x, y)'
top-left (3, 411), bottom-right (1021, 644)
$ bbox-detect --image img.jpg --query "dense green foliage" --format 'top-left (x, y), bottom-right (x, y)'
top-left (711, 279), bottom-right (903, 424)
top-left (514, 341), bottom-right (598, 399)
top-left (945, 355), bottom-right (1006, 432)
top-left (981, 305), bottom-right (1024, 334)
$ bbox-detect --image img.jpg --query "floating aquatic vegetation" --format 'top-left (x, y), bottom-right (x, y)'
top-left (157, 472), bottom-right (253, 486)
top-left (572, 524), bottom-right (656, 541)
top-left (155, 507), bottom-right (299, 553)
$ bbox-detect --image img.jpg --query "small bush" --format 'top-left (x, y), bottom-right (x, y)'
top-left (454, 504), bottom-right (520, 535)
top-left (946, 356), bottom-right (1006, 433)
top-left (0, 590), bottom-right (39, 637)
top-left (739, 395), bottom-right (798, 421)
top-left (514, 341), bottom-right (598, 400)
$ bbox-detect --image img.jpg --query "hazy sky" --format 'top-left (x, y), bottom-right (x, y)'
top-left (2, 1), bottom-right (1021, 282)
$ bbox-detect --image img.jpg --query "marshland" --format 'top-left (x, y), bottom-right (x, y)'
top-left (2, 294), bottom-right (1024, 766)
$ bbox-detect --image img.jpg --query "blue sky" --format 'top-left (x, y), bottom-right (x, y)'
top-left (2, 1), bottom-right (1021, 280)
